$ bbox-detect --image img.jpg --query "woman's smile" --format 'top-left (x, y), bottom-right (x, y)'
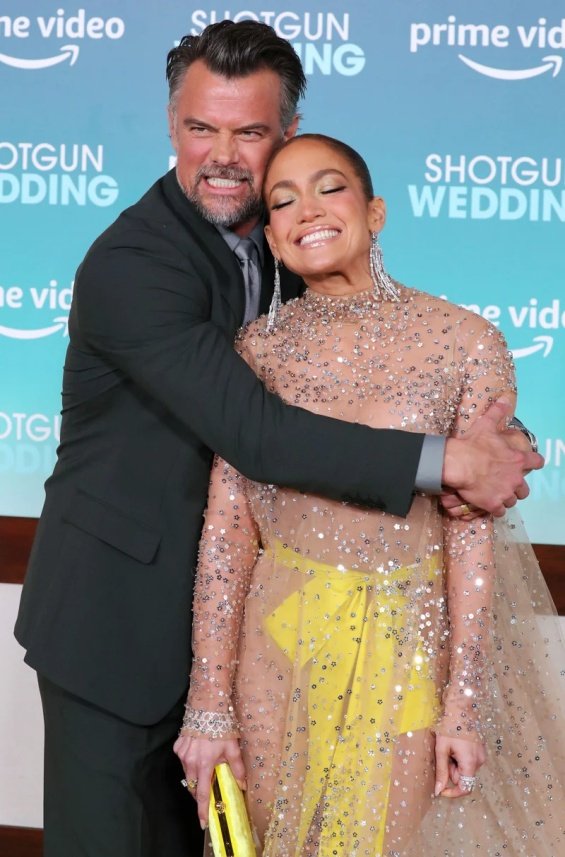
top-left (295, 226), bottom-right (341, 248)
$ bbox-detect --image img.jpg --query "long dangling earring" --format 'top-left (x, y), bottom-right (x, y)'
top-left (369, 232), bottom-right (399, 301)
top-left (266, 257), bottom-right (282, 331)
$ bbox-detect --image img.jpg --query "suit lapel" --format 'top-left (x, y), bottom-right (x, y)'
top-left (162, 171), bottom-right (304, 326)
top-left (162, 171), bottom-right (245, 327)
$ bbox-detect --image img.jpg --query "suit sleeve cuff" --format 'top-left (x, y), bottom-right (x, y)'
top-left (414, 435), bottom-right (446, 494)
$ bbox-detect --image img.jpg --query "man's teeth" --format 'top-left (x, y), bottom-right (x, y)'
top-left (299, 229), bottom-right (339, 246)
top-left (207, 177), bottom-right (242, 188)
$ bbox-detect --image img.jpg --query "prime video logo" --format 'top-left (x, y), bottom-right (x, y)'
top-left (0, 277), bottom-right (72, 341)
top-left (410, 15), bottom-right (565, 80)
top-left (0, 9), bottom-right (125, 70)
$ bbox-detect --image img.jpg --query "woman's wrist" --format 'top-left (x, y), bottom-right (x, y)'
top-left (434, 708), bottom-right (483, 743)
top-left (180, 704), bottom-right (239, 740)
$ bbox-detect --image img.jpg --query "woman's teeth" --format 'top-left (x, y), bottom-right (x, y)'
top-left (299, 229), bottom-right (339, 246)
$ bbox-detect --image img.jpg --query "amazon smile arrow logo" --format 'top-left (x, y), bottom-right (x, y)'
top-left (0, 317), bottom-right (69, 339)
top-left (511, 335), bottom-right (554, 359)
top-left (0, 44), bottom-right (79, 69)
top-left (459, 53), bottom-right (563, 80)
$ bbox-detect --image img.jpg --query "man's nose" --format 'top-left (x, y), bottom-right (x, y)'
top-left (210, 132), bottom-right (239, 165)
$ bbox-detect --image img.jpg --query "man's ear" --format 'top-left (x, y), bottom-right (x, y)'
top-left (283, 114), bottom-right (300, 142)
top-left (367, 196), bottom-right (386, 233)
top-left (167, 106), bottom-right (178, 150)
top-left (264, 224), bottom-right (280, 261)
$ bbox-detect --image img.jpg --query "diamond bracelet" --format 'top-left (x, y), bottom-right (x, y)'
top-left (180, 706), bottom-right (239, 740)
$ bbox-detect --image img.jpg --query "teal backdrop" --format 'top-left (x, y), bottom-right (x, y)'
top-left (1, 0), bottom-right (563, 543)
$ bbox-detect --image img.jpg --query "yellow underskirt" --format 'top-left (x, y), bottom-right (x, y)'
top-left (263, 542), bottom-right (441, 856)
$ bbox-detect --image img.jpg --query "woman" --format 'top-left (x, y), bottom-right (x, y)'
top-left (175, 135), bottom-right (565, 856)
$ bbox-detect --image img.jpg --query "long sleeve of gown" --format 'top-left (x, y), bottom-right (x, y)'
top-left (436, 316), bottom-right (516, 742)
top-left (184, 455), bottom-right (259, 737)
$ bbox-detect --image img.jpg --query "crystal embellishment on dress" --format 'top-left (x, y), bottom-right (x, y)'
top-left (186, 283), bottom-right (565, 856)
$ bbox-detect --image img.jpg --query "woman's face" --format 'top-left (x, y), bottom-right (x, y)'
top-left (264, 139), bottom-right (385, 283)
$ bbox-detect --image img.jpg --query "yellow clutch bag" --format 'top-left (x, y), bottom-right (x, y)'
top-left (208, 763), bottom-right (255, 857)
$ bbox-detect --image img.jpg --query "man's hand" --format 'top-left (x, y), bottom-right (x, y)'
top-left (440, 490), bottom-right (482, 520)
top-left (442, 398), bottom-right (544, 517)
top-left (441, 422), bottom-right (539, 519)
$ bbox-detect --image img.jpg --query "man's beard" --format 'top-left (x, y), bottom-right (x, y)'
top-left (178, 165), bottom-right (264, 228)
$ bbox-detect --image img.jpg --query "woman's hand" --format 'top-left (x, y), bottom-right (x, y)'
top-left (174, 734), bottom-right (246, 828)
top-left (434, 733), bottom-right (486, 798)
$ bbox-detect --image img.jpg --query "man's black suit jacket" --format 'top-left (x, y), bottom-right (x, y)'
top-left (15, 170), bottom-right (424, 724)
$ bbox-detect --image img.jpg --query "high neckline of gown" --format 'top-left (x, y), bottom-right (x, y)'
top-left (301, 286), bottom-right (398, 321)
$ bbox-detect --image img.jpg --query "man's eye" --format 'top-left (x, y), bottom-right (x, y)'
top-left (190, 126), bottom-right (210, 134)
top-left (240, 130), bottom-right (262, 139)
top-left (321, 185), bottom-right (346, 195)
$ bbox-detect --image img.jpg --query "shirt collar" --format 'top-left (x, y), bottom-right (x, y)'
top-left (216, 221), bottom-right (265, 266)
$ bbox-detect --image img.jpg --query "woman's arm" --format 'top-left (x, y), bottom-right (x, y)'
top-left (434, 513), bottom-right (492, 796)
top-left (174, 455), bottom-right (259, 827)
top-left (434, 316), bottom-right (516, 798)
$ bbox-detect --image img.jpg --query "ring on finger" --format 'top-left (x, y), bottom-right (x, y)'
top-left (181, 778), bottom-right (198, 790)
top-left (459, 775), bottom-right (476, 792)
top-left (458, 504), bottom-right (472, 515)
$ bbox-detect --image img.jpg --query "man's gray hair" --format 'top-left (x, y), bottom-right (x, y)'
top-left (166, 20), bottom-right (306, 131)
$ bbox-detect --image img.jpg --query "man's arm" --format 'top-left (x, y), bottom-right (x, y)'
top-left (76, 232), bottom-right (422, 516)
top-left (77, 234), bottom-right (542, 517)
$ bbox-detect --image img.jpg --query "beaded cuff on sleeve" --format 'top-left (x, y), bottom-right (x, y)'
top-left (180, 705), bottom-right (239, 740)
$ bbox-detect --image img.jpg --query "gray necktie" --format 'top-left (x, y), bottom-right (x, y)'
top-left (234, 237), bottom-right (261, 324)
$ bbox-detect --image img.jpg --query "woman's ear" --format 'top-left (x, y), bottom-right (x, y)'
top-left (367, 196), bottom-right (386, 234)
top-left (264, 224), bottom-right (281, 262)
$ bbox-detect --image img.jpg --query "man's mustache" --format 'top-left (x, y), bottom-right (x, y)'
top-left (196, 165), bottom-right (254, 185)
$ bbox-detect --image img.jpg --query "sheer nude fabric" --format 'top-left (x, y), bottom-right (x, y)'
top-left (187, 285), bottom-right (565, 856)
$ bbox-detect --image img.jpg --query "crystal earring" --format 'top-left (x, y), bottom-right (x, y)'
top-left (369, 232), bottom-right (399, 301)
top-left (266, 258), bottom-right (282, 331)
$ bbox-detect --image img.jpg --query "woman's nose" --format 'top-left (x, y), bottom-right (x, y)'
top-left (297, 195), bottom-right (325, 222)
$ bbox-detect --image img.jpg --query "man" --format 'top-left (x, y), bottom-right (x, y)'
top-left (15, 21), bottom-right (541, 857)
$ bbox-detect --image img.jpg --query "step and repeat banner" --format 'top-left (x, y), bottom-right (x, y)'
top-left (1, 1), bottom-right (564, 543)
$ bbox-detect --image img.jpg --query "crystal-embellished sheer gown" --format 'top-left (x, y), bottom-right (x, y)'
top-left (187, 286), bottom-right (565, 856)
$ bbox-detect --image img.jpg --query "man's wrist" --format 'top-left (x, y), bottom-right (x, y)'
top-left (414, 435), bottom-right (446, 494)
